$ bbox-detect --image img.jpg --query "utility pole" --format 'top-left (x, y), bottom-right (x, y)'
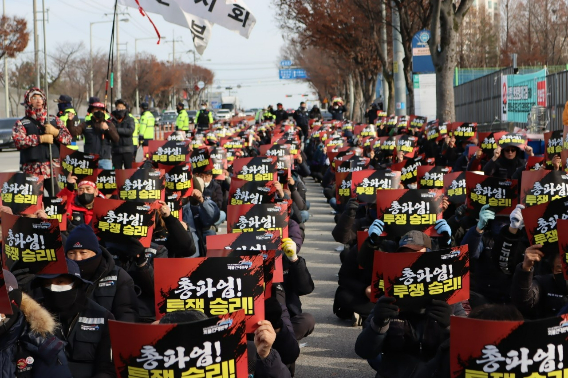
top-left (392, 1), bottom-right (406, 116)
top-left (116, 11), bottom-right (121, 99)
top-left (104, 11), bottom-right (129, 100)
top-left (41, 1), bottom-right (48, 103)
top-left (164, 32), bottom-right (182, 109)
top-left (33, 0), bottom-right (40, 88)
top-left (380, 0), bottom-right (389, 112)
top-left (3, 0), bottom-right (9, 117)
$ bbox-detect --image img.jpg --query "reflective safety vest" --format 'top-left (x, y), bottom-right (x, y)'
top-left (130, 113), bottom-right (140, 145)
top-left (176, 109), bottom-right (190, 131)
top-left (60, 108), bottom-right (79, 150)
top-left (84, 113), bottom-right (111, 122)
top-left (195, 109), bottom-right (214, 126)
top-left (139, 110), bottom-right (155, 140)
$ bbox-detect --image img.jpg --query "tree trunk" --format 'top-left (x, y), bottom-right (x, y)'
top-left (352, 74), bottom-right (364, 122)
top-left (429, 0), bottom-right (473, 122)
top-left (436, 62), bottom-right (455, 122)
top-left (348, 73), bottom-right (355, 120)
top-left (403, 61), bottom-right (415, 115)
top-left (386, 74), bottom-right (395, 114)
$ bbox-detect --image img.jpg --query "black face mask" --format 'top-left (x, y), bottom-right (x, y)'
top-left (75, 254), bottom-right (102, 281)
top-left (93, 110), bottom-right (105, 122)
top-left (41, 287), bottom-right (79, 313)
top-left (77, 192), bottom-right (95, 206)
top-left (554, 273), bottom-right (568, 294)
top-left (113, 109), bottom-right (127, 120)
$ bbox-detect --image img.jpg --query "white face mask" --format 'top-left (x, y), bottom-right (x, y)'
top-left (201, 106), bottom-right (206, 110)
top-left (204, 180), bottom-right (211, 188)
top-left (49, 283), bottom-right (74, 292)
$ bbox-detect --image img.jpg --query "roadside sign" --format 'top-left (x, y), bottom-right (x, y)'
top-left (280, 60), bottom-right (292, 67)
top-left (279, 68), bottom-right (308, 80)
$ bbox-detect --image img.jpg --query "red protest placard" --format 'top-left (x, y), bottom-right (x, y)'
top-left (206, 250), bottom-right (283, 299)
top-left (335, 172), bottom-right (352, 206)
top-left (417, 166), bottom-right (452, 189)
top-left (498, 132), bottom-right (527, 150)
top-left (450, 316), bottom-right (568, 378)
top-left (520, 170), bottom-right (568, 207)
top-left (352, 170), bottom-right (402, 204)
top-left (443, 171), bottom-right (467, 205)
top-left (380, 245), bottom-right (469, 309)
top-left (1, 213), bottom-right (67, 275)
top-left (526, 156), bottom-right (546, 171)
top-left (92, 198), bottom-right (158, 248)
top-left (147, 139), bottom-right (189, 165)
top-left (232, 156), bottom-right (277, 182)
top-left (544, 129), bottom-right (563, 165)
top-left (206, 231), bottom-right (282, 252)
top-left (115, 168), bottom-right (165, 203)
top-left (479, 131), bottom-right (506, 157)
top-left (162, 164), bottom-right (193, 198)
top-left (229, 178), bottom-right (278, 205)
top-left (391, 154), bottom-right (430, 187)
top-left (109, 311), bottom-right (248, 378)
top-left (465, 172), bottom-right (518, 215)
top-left (154, 256), bottom-right (265, 333)
top-left (60, 144), bottom-right (99, 180)
top-left (376, 189), bottom-right (443, 237)
top-left (227, 203), bottom-right (289, 238)
top-left (43, 196), bottom-right (68, 232)
top-left (0, 172), bottom-right (43, 215)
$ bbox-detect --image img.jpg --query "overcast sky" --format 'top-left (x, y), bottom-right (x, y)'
top-left (4, 0), bottom-right (314, 110)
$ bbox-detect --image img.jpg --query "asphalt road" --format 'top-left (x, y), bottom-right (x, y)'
top-left (293, 180), bottom-right (375, 377)
top-left (0, 149), bottom-right (376, 377)
top-left (0, 149), bottom-right (21, 172)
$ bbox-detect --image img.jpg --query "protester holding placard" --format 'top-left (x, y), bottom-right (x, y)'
top-left (152, 200), bottom-right (198, 258)
top-left (58, 173), bottom-right (106, 230)
top-left (354, 230), bottom-right (466, 378)
top-left (483, 135), bottom-right (533, 179)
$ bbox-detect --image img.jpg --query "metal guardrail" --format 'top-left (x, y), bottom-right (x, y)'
top-left (455, 67), bottom-right (568, 132)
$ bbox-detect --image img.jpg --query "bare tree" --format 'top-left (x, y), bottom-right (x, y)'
top-left (429, 0), bottom-right (475, 122)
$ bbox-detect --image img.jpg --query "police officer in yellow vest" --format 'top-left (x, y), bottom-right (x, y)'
top-left (138, 102), bottom-right (155, 146)
top-left (176, 102), bottom-right (190, 132)
top-left (127, 103), bottom-right (140, 146)
top-left (195, 102), bottom-right (214, 132)
top-left (55, 95), bottom-right (79, 150)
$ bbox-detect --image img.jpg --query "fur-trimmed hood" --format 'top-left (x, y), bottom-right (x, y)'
top-left (20, 292), bottom-right (56, 336)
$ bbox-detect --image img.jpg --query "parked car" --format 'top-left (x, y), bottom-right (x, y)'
top-left (244, 110), bottom-right (256, 117)
top-left (320, 110), bottom-right (333, 121)
top-left (188, 110), bottom-right (197, 123)
top-left (158, 111), bottom-right (177, 127)
top-left (0, 118), bottom-right (18, 151)
top-left (215, 109), bottom-right (233, 120)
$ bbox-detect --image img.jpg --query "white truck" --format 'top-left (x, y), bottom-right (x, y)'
top-left (221, 96), bottom-right (240, 116)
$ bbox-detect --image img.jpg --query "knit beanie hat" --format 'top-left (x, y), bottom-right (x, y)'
top-left (64, 224), bottom-right (102, 255)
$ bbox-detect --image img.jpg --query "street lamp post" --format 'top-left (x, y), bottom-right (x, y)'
top-left (90, 19), bottom-right (128, 99)
top-left (135, 36), bottom-right (166, 113)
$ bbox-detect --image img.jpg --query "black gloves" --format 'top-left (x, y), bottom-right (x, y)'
top-left (346, 197), bottom-right (359, 215)
top-left (11, 268), bottom-right (35, 293)
top-left (426, 299), bottom-right (452, 328)
top-left (373, 296), bottom-right (399, 327)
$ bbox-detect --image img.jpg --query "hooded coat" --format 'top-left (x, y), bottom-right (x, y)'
top-left (0, 293), bottom-right (72, 378)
